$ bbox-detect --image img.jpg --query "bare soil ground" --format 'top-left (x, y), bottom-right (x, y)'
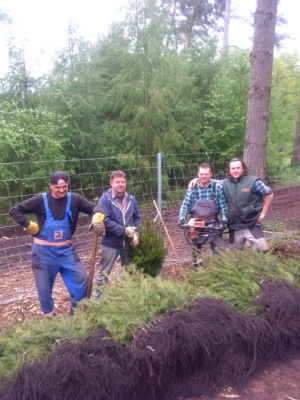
top-left (1, 186), bottom-right (300, 399)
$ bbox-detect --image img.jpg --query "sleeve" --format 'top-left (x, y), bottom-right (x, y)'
top-left (9, 195), bottom-right (43, 228)
top-left (132, 198), bottom-right (141, 232)
top-left (178, 189), bottom-right (195, 222)
top-left (93, 204), bottom-right (105, 215)
top-left (99, 195), bottom-right (125, 237)
top-left (215, 184), bottom-right (228, 222)
top-left (253, 180), bottom-right (273, 195)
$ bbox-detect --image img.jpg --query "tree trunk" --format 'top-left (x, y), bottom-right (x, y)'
top-left (243, 0), bottom-right (279, 180)
top-left (184, 4), bottom-right (196, 49)
top-left (166, 0), bottom-right (178, 47)
top-left (291, 101), bottom-right (300, 164)
top-left (222, 0), bottom-right (231, 54)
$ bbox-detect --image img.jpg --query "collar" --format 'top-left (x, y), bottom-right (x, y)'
top-left (111, 190), bottom-right (129, 200)
top-left (198, 180), bottom-right (213, 189)
top-left (229, 172), bottom-right (245, 183)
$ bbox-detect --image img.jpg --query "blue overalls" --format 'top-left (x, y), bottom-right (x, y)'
top-left (31, 193), bottom-right (88, 314)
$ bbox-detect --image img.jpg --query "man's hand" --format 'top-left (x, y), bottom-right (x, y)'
top-left (125, 226), bottom-right (136, 237)
top-left (220, 221), bottom-right (227, 230)
top-left (132, 232), bottom-right (140, 247)
top-left (257, 212), bottom-right (265, 224)
top-left (89, 212), bottom-right (105, 236)
top-left (25, 221), bottom-right (40, 236)
top-left (178, 218), bottom-right (185, 228)
top-left (188, 178), bottom-right (198, 189)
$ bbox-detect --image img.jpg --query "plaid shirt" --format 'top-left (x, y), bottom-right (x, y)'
top-left (253, 179), bottom-right (272, 195)
top-left (179, 179), bottom-right (228, 222)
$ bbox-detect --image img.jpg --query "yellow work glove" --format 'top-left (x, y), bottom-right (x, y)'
top-left (125, 226), bottom-right (136, 238)
top-left (89, 212), bottom-right (105, 236)
top-left (132, 232), bottom-right (140, 247)
top-left (25, 221), bottom-right (40, 236)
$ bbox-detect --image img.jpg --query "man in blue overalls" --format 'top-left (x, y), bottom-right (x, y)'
top-left (9, 171), bottom-right (105, 315)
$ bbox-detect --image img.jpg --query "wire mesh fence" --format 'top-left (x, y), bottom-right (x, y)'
top-left (0, 153), bottom-right (299, 305)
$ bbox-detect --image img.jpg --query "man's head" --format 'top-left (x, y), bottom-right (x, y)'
top-left (110, 170), bottom-right (127, 197)
top-left (197, 163), bottom-right (213, 188)
top-left (49, 171), bottom-right (69, 199)
top-left (227, 158), bottom-right (248, 181)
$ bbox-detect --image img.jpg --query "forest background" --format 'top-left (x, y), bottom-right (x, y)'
top-left (2, 3), bottom-right (300, 397)
top-left (0, 0), bottom-right (300, 199)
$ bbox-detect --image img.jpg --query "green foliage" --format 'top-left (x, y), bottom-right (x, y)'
top-left (200, 50), bottom-right (250, 161)
top-left (268, 234), bottom-right (294, 246)
top-left (268, 54), bottom-right (300, 164)
top-left (2, 250), bottom-right (300, 378)
top-left (128, 217), bottom-right (167, 277)
top-left (0, 2), bottom-right (300, 166)
top-left (0, 267), bottom-right (199, 377)
top-left (0, 101), bottom-right (68, 217)
top-left (0, 102), bottom-right (66, 165)
top-left (82, 267), bottom-right (201, 343)
top-left (170, 42), bottom-right (221, 153)
top-left (263, 217), bottom-right (287, 233)
top-left (163, 0), bottom-right (225, 48)
top-left (267, 163), bottom-right (300, 185)
top-left (0, 316), bottom-right (73, 377)
top-left (189, 249), bottom-right (300, 312)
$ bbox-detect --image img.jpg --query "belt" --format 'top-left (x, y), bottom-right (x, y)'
top-left (33, 237), bottom-right (73, 246)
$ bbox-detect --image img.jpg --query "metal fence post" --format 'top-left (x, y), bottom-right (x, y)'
top-left (157, 152), bottom-right (162, 217)
top-left (157, 153), bottom-right (162, 234)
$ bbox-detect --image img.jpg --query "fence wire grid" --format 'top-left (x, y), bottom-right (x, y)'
top-left (0, 153), bottom-right (299, 305)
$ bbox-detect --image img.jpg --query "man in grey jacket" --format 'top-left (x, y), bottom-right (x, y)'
top-left (95, 170), bottom-right (141, 296)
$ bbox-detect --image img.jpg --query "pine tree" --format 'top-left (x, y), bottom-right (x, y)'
top-left (128, 217), bottom-right (167, 277)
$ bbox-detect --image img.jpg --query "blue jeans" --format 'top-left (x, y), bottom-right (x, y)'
top-left (95, 245), bottom-right (129, 293)
top-left (32, 243), bottom-right (88, 313)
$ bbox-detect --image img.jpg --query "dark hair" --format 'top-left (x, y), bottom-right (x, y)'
top-left (226, 158), bottom-right (248, 176)
top-left (198, 163), bottom-right (213, 172)
top-left (110, 170), bottom-right (126, 181)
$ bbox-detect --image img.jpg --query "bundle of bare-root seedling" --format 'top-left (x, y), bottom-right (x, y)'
top-left (255, 278), bottom-right (300, 360)
top-left (2, 279), bottom-right (300, 400)
top-left (126, 297), bottom-right (275, 400)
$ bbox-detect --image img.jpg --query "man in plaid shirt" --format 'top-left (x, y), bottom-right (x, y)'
top-left (179, 163), bottom-right (228, 267)
top-left (188, 158), bottom-right (274, 252)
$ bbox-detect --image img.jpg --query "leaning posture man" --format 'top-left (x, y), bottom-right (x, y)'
top-left (222, 158), bottom-right (274, 252)
top-left (179, 163), bottom-right (228, 267)
top-left (95, 170), bottom-right (141, 296)
top-left (9, 171), bottom-right (105, 315)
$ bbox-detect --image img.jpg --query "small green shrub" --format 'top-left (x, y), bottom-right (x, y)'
top-left (128, 217), bottom-right (167, 277)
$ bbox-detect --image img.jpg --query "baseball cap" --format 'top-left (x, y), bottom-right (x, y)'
top-left (49, 171), bottom-right (69, 185)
